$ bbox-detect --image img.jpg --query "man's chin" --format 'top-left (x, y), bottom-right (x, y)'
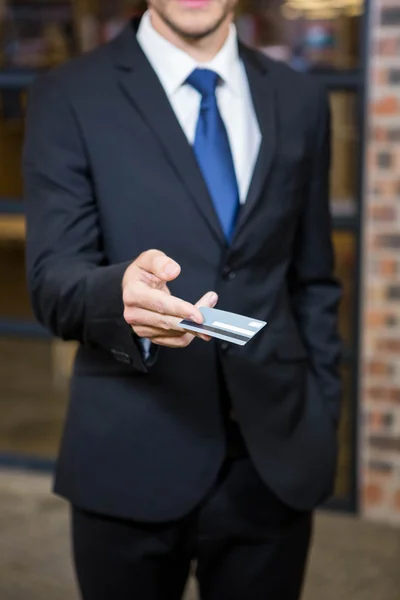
top-left (163, 13), bottom-right (228, 40)
top-left (174, 26), bottom-right (220, 40)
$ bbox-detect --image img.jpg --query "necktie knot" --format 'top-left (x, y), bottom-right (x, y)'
top-left (187, 68), bottom-right (220, 99)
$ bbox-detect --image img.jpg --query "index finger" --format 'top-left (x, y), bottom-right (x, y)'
top-left (136, 287), bottom-right (204, 324)
top-left (136, 250), bottom-right (181, 282)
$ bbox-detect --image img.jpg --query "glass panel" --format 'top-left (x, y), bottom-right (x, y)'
top-left (330, 91), bottom-right (358, 218)
top-left (334, 364), bottom-right (353, 499)
top-left (0, 3), bottom-right (363, 204)
top-left (0, 337), bottom-right (75, 457)
top-left (0, 1), bottom-right (77, 69)
top-left (0, 0), bottom-right (146, 61)
top-left (238, 0), bottom-right (364, 71)
top-left (333, 230), bottom-right (356, 348)
top-left (0, 1), bottom-right (366, 69)
top-left (0, 104), bottom-right (25, 198)
top-left (0, 233), bottom-right (33, 319)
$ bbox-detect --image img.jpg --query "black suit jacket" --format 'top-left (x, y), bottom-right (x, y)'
top-left (23, 20), bottom-right (342, 521)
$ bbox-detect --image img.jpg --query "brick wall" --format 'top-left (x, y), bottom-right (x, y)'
top-left (361, 0), bottom-right (400, 525)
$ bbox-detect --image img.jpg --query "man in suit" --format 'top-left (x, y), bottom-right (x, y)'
top-left (23, 1), bottom-right (342, 598)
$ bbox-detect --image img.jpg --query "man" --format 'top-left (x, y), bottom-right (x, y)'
top-left (23, 1), bottom-right (342, 598)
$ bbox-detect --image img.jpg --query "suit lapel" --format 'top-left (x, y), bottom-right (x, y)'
top-left (108, 23), bottom-right (225, 245)
top-left (233, 45), bottom-right (277, 241)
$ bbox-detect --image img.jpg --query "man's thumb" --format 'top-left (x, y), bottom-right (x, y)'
top-left (196, 291), bottom-right (218, 308)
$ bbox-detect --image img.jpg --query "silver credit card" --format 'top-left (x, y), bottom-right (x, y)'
top-left (180, 307), bottom-right (267, 346)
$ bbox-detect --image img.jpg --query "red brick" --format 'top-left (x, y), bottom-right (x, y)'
top-left (371, 125), bottom-right (387, 141)
top-left (374, 67), bottom-right (388, 86)
top-left (366, 312), bottom-right (384, 327)
top-left (388, 388), bottom-right (400, 403)
top-left (364, 483), bottom-right (384, 507)
top-left (366, 360), bottom-right (394, 376)
top-left (377, 37), bottom-right (400, 56)
top-left (368, 258), bottom-right (399, 277)
top-left (369, 436), bottom-right (400, 451)
top-left (381, 258), bottom-right (398, 274)
top-left (371, 126), bottom-right (400, 141)
top-left (372, 179), bottom-right (400, 197)
top-left (365, 386), bottom-right (389, 401)
top-left (368, 411), bottom-right (379, 428)
top-left (369, 205), bottom-right (397, 222)
top-left (377, 338), bottom-right (400, 353)
top-left (372, 96), bottom-right (400, 115)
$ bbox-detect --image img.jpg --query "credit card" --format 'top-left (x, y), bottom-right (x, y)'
top-left (180, 307), bottom-right (267, 346)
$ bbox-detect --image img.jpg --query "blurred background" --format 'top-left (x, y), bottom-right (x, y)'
top-left (0, 0), bottom-right (399, 598)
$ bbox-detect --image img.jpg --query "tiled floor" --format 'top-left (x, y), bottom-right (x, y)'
top-left (0, 469), bottom-right (400, 600)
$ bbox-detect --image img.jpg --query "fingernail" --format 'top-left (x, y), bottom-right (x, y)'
top-left (190, 312), bottom-right (203, 324)
top-left (163, 263), bottom-right (179, 278)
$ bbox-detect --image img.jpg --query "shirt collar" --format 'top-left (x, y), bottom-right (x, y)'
top-left (137, 11), bottom-right (242, 96)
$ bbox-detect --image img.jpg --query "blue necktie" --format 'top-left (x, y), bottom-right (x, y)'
top-left (187, 69), bottom-right (240, 242)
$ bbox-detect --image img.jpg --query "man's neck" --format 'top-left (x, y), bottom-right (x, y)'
top-left (148, 9), bottom-right (232, 62)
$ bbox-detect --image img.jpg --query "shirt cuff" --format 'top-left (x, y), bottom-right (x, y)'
top-left (136, 337), bottom-right (158, 367)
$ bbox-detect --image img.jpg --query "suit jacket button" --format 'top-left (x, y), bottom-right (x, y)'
top-left (222, 267), bottom-right (236, 280)
top-left (220, 342), bottom-right (230, 352)
top-left (111, 349), bottom-right (132, 364)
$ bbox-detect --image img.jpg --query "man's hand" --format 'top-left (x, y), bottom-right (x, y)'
top-left (122, 250), bottom-right (218, 348)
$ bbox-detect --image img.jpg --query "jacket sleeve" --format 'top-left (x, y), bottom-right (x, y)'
top-left (288, 83), bottom-right (343, 427)
top-left (23, 71), bottom-right (148, 372)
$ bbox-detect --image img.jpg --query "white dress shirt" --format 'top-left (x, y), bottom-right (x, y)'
top-left (137, 11), bottom-right (261, 203)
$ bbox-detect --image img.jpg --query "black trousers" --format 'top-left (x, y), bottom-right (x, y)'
top-left (72, 457), bottom-right (313, 600)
